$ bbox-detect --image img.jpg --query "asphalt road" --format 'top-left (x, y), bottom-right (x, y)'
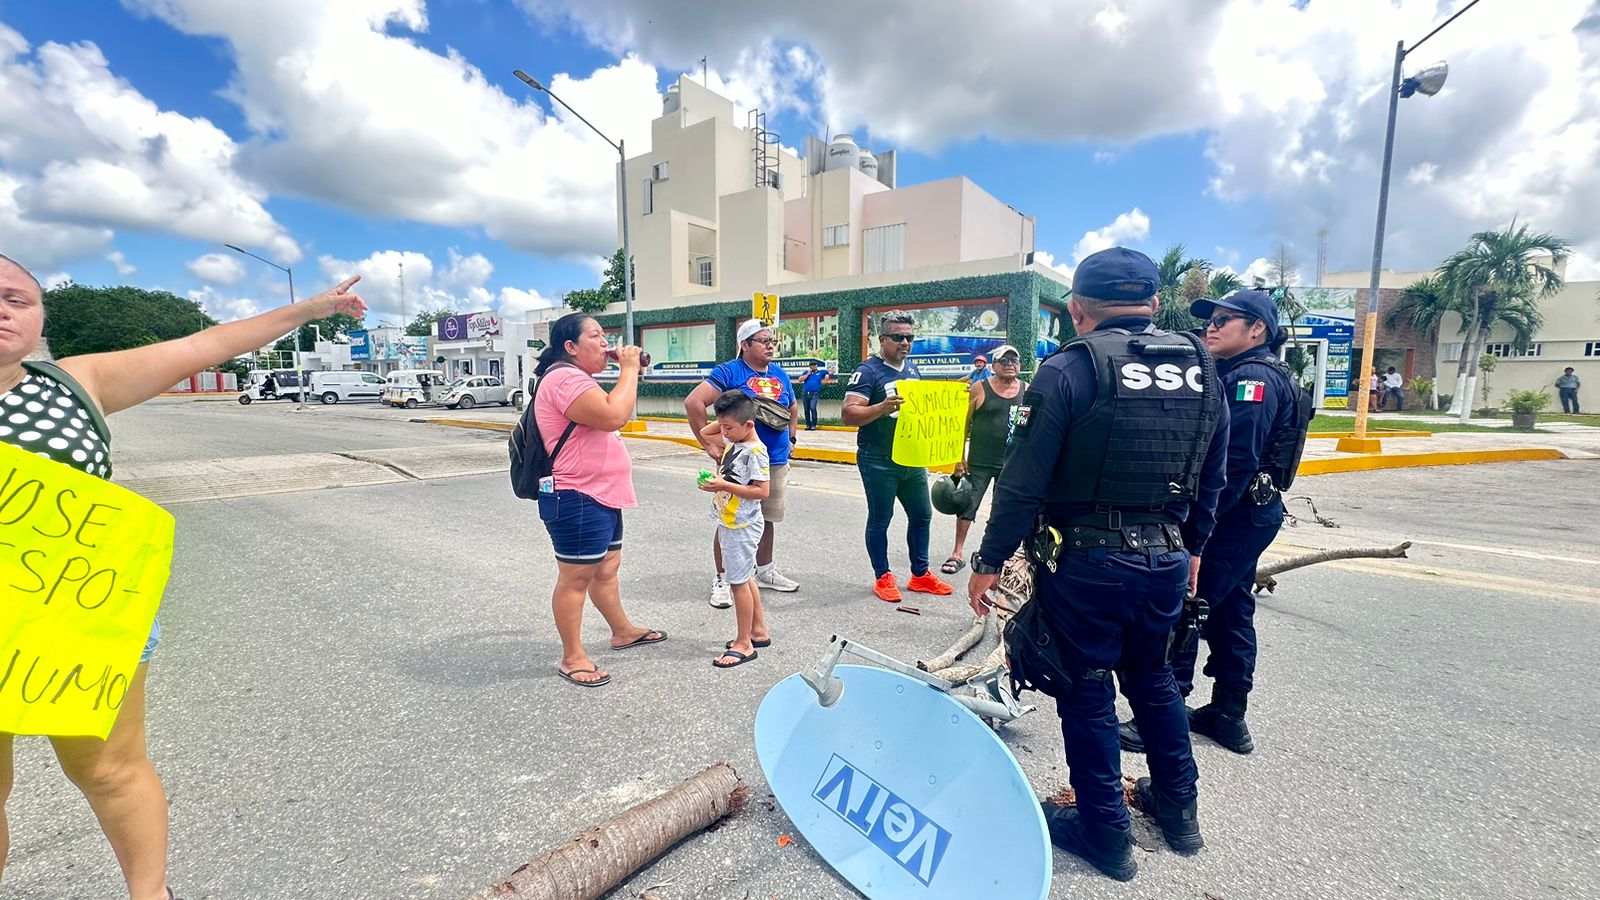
top-left (6, 401), bottom-right (1599, 899)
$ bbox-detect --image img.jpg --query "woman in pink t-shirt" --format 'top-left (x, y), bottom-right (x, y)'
top-left (531, 313), bottom-right (666, 687)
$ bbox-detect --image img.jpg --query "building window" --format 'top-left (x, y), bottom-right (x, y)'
top-left (652, 161), bottom-right (669, 181)
top-left (643, 178), bottom-right (654, 215)
top-left (1586, 341), bottom-right (1600, 357)
top-left (766, 170), bottom-right (782, 190)
top-left (824, 224), bottom-right (849, 247)
top-left (1483, 342), bottom-right (1542, 358)
top-left (691, 257), bottom-right (713, 286)
top-left (1443, 342), bottom-right (1462, 362)
top-left (862, 223), bottom-right (906, 274)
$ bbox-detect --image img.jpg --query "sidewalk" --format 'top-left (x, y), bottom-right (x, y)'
top-left (423, 409), bottom-right (1600, 474)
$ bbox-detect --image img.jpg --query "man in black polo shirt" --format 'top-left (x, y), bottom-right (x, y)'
top-left (842, 310), bottom-right (955, 603)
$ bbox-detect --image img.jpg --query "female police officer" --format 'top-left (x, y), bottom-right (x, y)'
top-left (966, 247), bottom-right (1230, 881)
top-left (1120, 289), bottom-right (1307, 756)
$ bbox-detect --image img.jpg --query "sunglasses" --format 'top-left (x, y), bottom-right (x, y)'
top-left (995, 357), bottom-right (1020, 365)
top-left (883, 333), bottom-right (916, 343)
top-left (745, 337), bottom-right (777, 346)
top-left (1205, 313), bottom-right (1252, 331)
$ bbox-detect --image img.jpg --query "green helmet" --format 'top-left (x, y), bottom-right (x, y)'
top-left (931, 474), bottom-right (975, 516)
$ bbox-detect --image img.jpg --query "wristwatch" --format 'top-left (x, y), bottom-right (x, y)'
top-left (969, 551), bottom-right (1003, 575)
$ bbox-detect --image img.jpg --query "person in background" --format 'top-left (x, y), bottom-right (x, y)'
top-left (0, 253), bottom-right (367, 900)
top-left (1367, 370), bottom-right (1380, 412)
top-left (940, 344), bottom-right (1026, 575)
top-left (1382, 366), bottom-right (1405, 411)
top-left (684, 320), bottom-right (801, 607)
top-left (842, 310), bottom-right (954, 602)
top-left (532, 313), bottom-right (666, 688)
top-left (799, 360), bottom-right (833, 431)
top-left (1556, 367), bottom-right (1581, 413)
top-left (967, 355), bottom-right (992, 383)
top-left (699, 390), bottom-right (772, 669)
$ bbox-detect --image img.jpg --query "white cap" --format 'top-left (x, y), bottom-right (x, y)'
top-left (737, 319), bottom-right (772, 343)
top-left (990, 344), bottom-right (1021, 362)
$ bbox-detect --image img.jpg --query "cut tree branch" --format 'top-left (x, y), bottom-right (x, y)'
top-left (917, 615), bottom-right (991, 672)
top-left (1255, 542), bottom-right (1412, 593)
top-left (468, 763), bottom-right (744, 900)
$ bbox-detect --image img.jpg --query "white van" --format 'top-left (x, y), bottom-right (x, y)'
top-left (312, 370), bottom-right (386, 404)
top-left (382, 369), bottom-right (449, 408)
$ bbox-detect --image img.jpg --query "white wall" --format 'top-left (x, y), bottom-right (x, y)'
top-left (1434, 280), bottom-right (1600, 404)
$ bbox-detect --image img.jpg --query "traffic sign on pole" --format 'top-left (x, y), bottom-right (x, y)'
top-left (753, 292), bottom-right (779, 327)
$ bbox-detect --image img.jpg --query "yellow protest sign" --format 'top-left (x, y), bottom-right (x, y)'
top-left (892, 380), bottom-right (970, 468)
top-left (0, 441), bottom-right (173, 739)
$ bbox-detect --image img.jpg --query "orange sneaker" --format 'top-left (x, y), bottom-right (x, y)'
top-left (907, 572), bottom-right (954, 595)
top-left (873, 573), bottom-right (903, 603)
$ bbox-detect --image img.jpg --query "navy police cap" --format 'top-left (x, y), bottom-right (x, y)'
top-left (1071, 247), bottom-right (1159, 302)
top-left (1190, 289), bottom-right (1280, 340)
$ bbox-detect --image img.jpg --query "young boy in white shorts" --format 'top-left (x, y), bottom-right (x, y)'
top-left (699, 390), bottom-right (771, 668)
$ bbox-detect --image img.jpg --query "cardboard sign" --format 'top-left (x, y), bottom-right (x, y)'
top-left (755, 665), bottom-right (1051, 899)
top-left (0, 442), bottom-right (173, 738)
top-left (891, 380), bottom-right (969, 468)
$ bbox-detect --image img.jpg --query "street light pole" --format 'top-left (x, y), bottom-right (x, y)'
top-left (513, 69), bottom-right (634, 344)
top-left (1339, 0), bottom-right (1479, 455)
top-left (225, 243), bottom-right (306, 410)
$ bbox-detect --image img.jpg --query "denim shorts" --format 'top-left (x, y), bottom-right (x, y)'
top-left (538, 489), bottom-right (624, 565)
top-left (140, 617), bottom-right (161, 664)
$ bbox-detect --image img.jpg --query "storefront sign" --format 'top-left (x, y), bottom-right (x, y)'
top-left (864, 300), bottom-right (1010, 378)
top-left (349, 330), bottom-right (372, 361)
top-left (436, 311), bottom-right (501, 341)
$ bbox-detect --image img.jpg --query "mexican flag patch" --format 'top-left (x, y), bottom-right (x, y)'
top-left (1235, 381), bottom-right (1266, 402)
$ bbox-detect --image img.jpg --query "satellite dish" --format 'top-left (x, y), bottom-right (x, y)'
top-left (755, 664), bottom-right (1050, 899)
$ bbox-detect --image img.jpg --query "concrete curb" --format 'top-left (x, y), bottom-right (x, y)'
top-left (638, 415), bottom-right (857, 433)
top-left (1309, 430), bottom-right (1432, 439)
top-left (423, 417), bottom-right (1576, 475)
top-left (1297, 447), bottom-right (1569, 475)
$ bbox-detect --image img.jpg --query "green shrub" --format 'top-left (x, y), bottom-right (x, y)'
top-left (1505, 390), bottom-right (1552, 414)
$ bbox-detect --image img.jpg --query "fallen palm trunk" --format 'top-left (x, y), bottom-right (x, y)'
top-left (468, 763), bottom-right (744, 900)
top-left (933, 642), bottom-right (1007, 685)
top-left (1254, 541), bottom-right (1412, 593)
top-left (917, 615), bottom-right (991, 672)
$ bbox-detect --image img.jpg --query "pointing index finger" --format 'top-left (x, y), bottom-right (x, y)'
top-left (335, 275), bottom-right (361, 293)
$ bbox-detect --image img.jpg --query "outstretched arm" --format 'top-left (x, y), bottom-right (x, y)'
top-left (61, 277), bottom-right (367, 415)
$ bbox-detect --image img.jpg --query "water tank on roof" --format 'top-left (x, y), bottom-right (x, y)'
top-left (663, 83), bottom-right (680, 114)
top-left (825, 134), bottom-right (860, 172)
top-left (858, 147), bottom-right (879, 179)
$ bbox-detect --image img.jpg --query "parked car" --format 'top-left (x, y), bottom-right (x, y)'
top-left (237, 369), bottom-right (306, 404)
top-left (438, 375), bottom-right (512, 409)
top-left (313, 370), bottom-right (386, 404)
top-left (382, 369), bottom-right (449, 408)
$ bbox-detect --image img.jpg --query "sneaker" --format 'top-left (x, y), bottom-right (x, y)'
top-left (756, 567), bottom-right (800, 592)
top-left (1040, 802), bottom-right (1137, 882)
top-left (1188, 703), bottom-right (1255, 754)
top-left (709, 575), bottom-right (732, 609)
top-left (906, 572), bottom-right (953, 595)
top-left (1133, 777), bottom-right (1204, 854)
top-left (872, 573), bottom-right (903, 603)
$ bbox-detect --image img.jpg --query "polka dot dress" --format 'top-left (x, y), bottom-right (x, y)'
top-left (0, 372), bottom-right (112, 480)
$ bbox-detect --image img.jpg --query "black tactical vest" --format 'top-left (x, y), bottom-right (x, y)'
top-left (1048, 326), bottom-right (1222, 517)
top-left (1231, 356), bottom-right (1315, 491)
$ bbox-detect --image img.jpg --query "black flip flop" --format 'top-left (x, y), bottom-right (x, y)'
top-left (712, 649), bottom-right (758, 668)
top-left (612, 629), bottom-right (667, 650)
top-left (727, 638), bottom-right (773, 649)
top-left (557, 666), bottom-right (611, 687)
top-left (940, 557), bottom-right (966, 575)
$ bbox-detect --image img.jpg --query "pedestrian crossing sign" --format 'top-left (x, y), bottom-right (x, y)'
top-left (753, 292), bottom-right (779, 327)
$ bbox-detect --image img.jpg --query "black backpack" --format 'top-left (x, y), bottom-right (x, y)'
top-left (508, 365), bottom-right (578, 500)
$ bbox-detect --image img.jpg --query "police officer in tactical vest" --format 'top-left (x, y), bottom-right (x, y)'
top-left (966, 247), bottom-right (1230, 881)
top-left (1120, 289), bottom-right (1313, 756)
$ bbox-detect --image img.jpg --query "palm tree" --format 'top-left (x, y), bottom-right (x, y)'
top-left (1153, 244), bottom-right (1210, 332)
top-left (1208, 270), bottom-right (1244, 298)
top-left (1437, 224), bottom-right (1569, 422)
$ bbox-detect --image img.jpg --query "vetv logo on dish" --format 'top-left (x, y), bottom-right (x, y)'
top-left (812, 754), bottom-right (952, 886)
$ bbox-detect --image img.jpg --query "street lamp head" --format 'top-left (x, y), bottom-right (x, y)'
top-left (1400, 61), bottom-right (1448, 98)
top-left (224, 243), bottom-right (244, 253)
top-left (512, 69), bottom-right (546, 92)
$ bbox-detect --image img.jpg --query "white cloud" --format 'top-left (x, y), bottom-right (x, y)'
top-left (106, 250), bottom-right (135, 276)
top-left (1031, 249), bottom-right (1074, 279)
top-left (41, 271), bottom-right (71, 289)
top-left (317, 247), bottom-right (554, 326)
top-left (0, 172), bottom-right (113, 269)
top-left (187, 252), bottom-right (246, 285)
top-left (498, 286), bottom-right (559, 318)
top-left (188, 285), bottom-right (261, 322)
top-left (1092, 150), bottom-right (1117, 164)
top-left (0, 23), bottom-right (299, 266)
top-left (125, 0), bottom-right (663, 261)
top-left (527, 0), bottom-right (1600, 275)
top-left (1072, 208), bottom-right (1151, 264)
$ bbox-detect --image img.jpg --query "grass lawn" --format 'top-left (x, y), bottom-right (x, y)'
top-left (1307, 415), bottom-right (1544, 434)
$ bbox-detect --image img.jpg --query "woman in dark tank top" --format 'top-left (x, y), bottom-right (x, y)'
top-left (940, 345), bottom-right (1027, 575)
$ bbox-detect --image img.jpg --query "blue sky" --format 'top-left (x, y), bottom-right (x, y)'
top-left (1, 0), bottom-right (1595, 325)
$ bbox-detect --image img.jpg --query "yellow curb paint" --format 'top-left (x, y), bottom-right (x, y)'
top-left (1299, 447), bottom-right (1567, 476)
top-left (1309, 430), bottom-right (1431, 439)
top-left (619, 420), bottom-right (649, 433)
top-left (638, 415), bottom-right (857, 433)
top-left (1334, 436), bottom-right (1383, 454)
top-left (426, 418), bottom-right (513, 432)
